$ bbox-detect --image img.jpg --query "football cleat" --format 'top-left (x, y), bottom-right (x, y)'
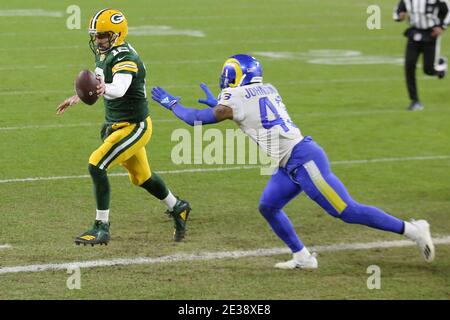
top-left (75, 220), bottom-right (110, 246)
top-left (166, 198), bottom-right (191, 242)
top-left (275, 252), bottom-right (318, 270)
top-left (436, 57), bottom-right (447, 79)
top-left (406, 219), bottom-right (435, 263)
top-left (407, 101), bottom-right (424, 111)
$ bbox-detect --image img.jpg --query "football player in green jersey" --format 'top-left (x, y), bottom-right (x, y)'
top-left (56, 8), bottom-right (191, 245)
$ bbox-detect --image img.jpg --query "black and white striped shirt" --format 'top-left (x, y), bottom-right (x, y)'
top-left (394, 0), bottom-right (450, 29)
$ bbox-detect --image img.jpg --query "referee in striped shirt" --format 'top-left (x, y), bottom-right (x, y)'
top-left (394, 0), bottom-right (450, 111)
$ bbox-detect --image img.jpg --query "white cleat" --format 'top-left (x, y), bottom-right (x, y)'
top-left (407, 220), bottom-right (435, 263)
top-left (275, 253), bottom-right (318, 270)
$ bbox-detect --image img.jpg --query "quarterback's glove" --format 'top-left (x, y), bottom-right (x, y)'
top-left (151, 86), bottom-right (180, 110)
top-left (197, 83), bottom-right (218, 108)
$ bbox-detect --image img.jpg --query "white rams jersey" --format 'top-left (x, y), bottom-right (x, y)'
top-left (218, 83), bottom-right (303, 167)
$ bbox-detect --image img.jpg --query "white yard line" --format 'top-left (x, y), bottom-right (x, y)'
top-left (0, 36), bottom-right (400, 49)
top-left (330, 155), bottom-right (450, 165)
top-left (0, 76), bottom-right (435, 97)
top-left (0, 155), bottom-right (449, 185)
top-left (0, 166), bottom-right (258, 184)
top-left (2, 105), bottom-right (449, 132)
top-left (142, 12), bottom-right (396, 21)
top-left (0, 236), bottom-right (449, 275)
top-left (0, 123), bottom-right (99, 131)
top-left (0, 244), bottom-right (12, 250)
top-left (129, 25), bottom-right (205, 37)
top-left (0, 9), bottom-right (63, 17)
top-left (0, 59), bottom-right (220, 70)
top-left (0, 119), bottom-right (177, 131)
top-left (3, 108), bottom-right (448, 132)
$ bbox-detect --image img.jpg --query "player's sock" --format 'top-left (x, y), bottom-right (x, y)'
top-left (402, 220), bottom-right (435, 262)
top-left (259, 204), bottom-right (304, 252)
top-left (403, 221), bottom-right (417, 239)
top-left (96, 209), bottom-right (109, 223)
top-left (293, 246), bottom-right (312, 260)
top-left (340, 203), bottom-right (404, 234)
top-left (161, 191), bottom-right (177, 211)
top-left (88, 164), bottom-right (110, 210)
top-left (275, 245), bottom-right (318, 269)
top-left (140, 172), bottom-right (169, 199)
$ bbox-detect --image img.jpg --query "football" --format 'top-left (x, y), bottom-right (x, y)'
top-left (75, 69), bottom-right (99, 105)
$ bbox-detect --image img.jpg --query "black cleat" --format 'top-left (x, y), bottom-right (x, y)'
top-left (166, 198), bottom-right (191, 242)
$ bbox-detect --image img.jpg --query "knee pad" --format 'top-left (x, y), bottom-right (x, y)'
top-left (258, 203), bottom-right (278, 219)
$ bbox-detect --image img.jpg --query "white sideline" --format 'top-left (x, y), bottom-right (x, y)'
top-left (0, 155), bottom-right (449, 185)
top-left (0, 244), bottom-right (12, 250)
top-left (0, 236), bottom-right (449, 275)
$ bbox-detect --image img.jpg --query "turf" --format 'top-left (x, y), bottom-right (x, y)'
top-left (0, 0), bottom-right (449, 300)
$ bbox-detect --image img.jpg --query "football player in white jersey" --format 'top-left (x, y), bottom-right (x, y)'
top-left (152, 54), bottom-right (435, 269)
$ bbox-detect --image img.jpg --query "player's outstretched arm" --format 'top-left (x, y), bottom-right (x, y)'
top-left (197, 83), bottom-right (218, 108)
top-left (56, 95), bottom-right (81, 115)
top-left (151, 86), bottom-right (232, 126)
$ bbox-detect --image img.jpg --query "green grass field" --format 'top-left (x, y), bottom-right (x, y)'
top-left (0, 0), bottom-right (449, 300)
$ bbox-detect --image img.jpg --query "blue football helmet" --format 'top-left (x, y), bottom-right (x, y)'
top-left (219, 54), bottom-right (263, 89)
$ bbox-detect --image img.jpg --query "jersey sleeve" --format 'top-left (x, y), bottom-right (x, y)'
top-left (439, 0), bottom-right (450, 29)
top-left (110, 52), bottom-right (139, 77)
top-left (393, 0), bottom-right (407, 21)
top-left (397, 0), bottom-right (407, 13)
top-left (217, 88), bottom-right (245, 122)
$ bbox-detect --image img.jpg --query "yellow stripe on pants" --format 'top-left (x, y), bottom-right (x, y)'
top-left (303, 160), bottom-right (348, 214)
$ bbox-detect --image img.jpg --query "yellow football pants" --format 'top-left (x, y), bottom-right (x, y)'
top-left (89, 117), bottom-right (153, 186)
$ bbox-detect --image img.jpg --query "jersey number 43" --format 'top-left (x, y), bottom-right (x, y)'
top-left (259, 97), bottom-right (290, 132)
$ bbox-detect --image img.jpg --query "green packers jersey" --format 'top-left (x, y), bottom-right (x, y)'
top-left (94, 42), bottom-right (149, 123)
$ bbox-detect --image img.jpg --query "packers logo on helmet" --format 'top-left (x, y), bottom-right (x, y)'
top-left (110, 13), bottom-right (124, 24)
top-left (88, 8), bottom-right (128, 54)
